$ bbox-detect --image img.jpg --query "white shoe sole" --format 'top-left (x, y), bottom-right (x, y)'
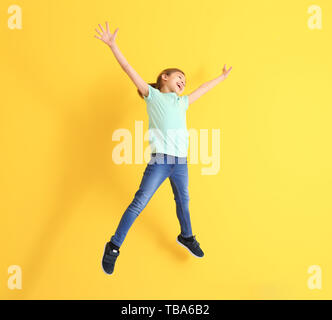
top-left (176, 238), bottom-right (204, 258)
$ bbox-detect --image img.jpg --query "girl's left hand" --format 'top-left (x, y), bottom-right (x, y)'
top-left (221, 64), bottom-right (232, 79)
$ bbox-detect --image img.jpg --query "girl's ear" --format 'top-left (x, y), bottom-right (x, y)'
top-left (161, 73), bottom-right (168, 82)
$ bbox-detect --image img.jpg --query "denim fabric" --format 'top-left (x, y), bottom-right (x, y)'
top-left (110, 153), bottom-right (193, 247)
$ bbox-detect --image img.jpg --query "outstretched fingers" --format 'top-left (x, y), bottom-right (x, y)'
top-left (223, 64), bottom-right (233, 75)
top-left (98, 23), bottom-right (105, 34)
top-left (95, 28), bottom-right (102, 36)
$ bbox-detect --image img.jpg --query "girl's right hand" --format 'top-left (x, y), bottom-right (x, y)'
top-left (95, 22), bottom-right (119, 47)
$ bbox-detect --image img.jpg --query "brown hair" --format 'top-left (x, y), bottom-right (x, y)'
top-left (137, 68), bottom-right (185, 99)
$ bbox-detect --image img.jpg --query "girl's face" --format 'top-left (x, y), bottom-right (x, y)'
top-left (163, 72), bottom-right (186, 94)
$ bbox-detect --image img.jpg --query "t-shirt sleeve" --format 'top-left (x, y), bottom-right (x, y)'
top-left (181, 95), bottom-right (189, 110)
top-left (143, 84), bottom-right (158, 102)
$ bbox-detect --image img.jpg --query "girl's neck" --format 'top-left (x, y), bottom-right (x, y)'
top-left (159, 86), bottom-right (172, 94)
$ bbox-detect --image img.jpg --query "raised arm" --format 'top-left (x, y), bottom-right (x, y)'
top-left (95, 22), bottom-right (149, 97)
top-left (187, 65), bottom-right (233, 105)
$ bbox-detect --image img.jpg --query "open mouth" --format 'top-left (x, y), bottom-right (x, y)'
top-left (177, 83), bottom-right (182, 90)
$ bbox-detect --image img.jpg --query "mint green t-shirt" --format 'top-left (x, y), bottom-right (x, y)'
top-left (143, 84), bottom-right (189, 157)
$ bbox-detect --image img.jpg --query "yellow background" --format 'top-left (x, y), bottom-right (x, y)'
top-left (1, 0), bottom-right (331, 299)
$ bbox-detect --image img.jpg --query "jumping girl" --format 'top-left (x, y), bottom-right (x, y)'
top-left (94, 22), bottom-right (232, 275)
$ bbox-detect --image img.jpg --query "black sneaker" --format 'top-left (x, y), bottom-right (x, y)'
top-left (102, 242), bottom-right (120, 275)
top-left (176, 234), bottom-right (204, 258)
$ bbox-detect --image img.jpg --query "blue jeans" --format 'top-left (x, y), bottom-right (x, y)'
top-left (110, 153), bottom-right (193, 247)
